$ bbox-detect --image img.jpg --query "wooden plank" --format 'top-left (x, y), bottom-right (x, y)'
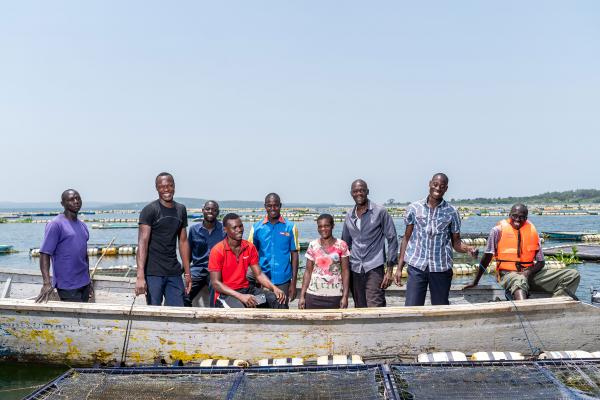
top-left (1, 298), bottom-right (598, 365)
top-left (0, 277), bottom-right (11, 298)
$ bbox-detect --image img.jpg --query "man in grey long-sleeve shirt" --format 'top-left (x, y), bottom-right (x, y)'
top-left (341, 179), bottom-right (398, 307)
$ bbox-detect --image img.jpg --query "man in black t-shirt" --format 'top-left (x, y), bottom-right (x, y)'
top-left (135, 172), bottom-right (192, 306)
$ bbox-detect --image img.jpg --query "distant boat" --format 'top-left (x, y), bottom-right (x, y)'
top-left (542, 232), bottom-right (596, 241)
top-left (91, 223), bottom-right (138, 229)
top-left (0, 245), bottom-right (13, 254)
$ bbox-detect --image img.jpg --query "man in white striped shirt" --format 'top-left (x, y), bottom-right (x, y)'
top-left (394, 173), bottom-right (477, 306)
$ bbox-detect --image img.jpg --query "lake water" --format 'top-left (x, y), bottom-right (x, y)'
top-left (1, 211), bottom-right (599, 397)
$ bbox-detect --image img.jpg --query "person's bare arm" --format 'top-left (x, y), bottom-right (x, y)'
top-left (522, 258), bottom-right (544, 280)
top-left (394, 225), bottom-right (414, 286)
top-left (340, 256), bottom-right (350, 308)
top-left (252, 264), bottom-right (286, 304)
top-left (289, 251), bottom-right (299, 301)
top-left (464, 253), bottom-right (494, 289)
top-left (451, 232), bottom-right (478, 257)
top-left (135, 224), bottom-right (151, 296)
top-left (35, 253), bottom-right (54, 303)
top-left (298, 259), bottom-right (314, 309)
top-left (178, 227), bottom-right (192, 295)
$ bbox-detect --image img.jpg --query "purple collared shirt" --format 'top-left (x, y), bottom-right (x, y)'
top-left (40, 214), bottom-right (90, 289)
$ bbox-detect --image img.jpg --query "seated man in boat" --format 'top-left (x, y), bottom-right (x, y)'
top-left (210, 213), bottom-right (287, 308)
top-left (465, 204), bottom-right (580, 299)
top-left (184, 200), bottom-right (225, 307)
top-left (135, 172), bottom-right (192, 306)
top-left (36, 189), bottom-right (91, 303)
top-left (247, 193), bottom-right (299, 308)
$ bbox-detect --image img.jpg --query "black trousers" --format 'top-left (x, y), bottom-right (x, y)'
top-left (183, 275), bottom-right (212, 307)
top-left (215, 287), bottom-right (286, 309)
top-left (404, 265), bottom-right (453, 306)
top-left (351, 265), bottom-right (386, 308)
top-left (57, 283), bottom-right (91, 302)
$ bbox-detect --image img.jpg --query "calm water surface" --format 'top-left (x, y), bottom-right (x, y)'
top-left (1, 211), bottom-right (599, 397)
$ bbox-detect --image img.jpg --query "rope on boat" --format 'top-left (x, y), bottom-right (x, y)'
top-left (119, 295), bottom-right (137, 367)
top-left (506, 292), bottom-right (544, 357)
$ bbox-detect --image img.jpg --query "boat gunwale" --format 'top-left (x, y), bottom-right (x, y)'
top-left (0, 296), bottom-right (582, 321)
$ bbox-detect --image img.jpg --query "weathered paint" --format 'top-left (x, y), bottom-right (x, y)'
top-left (0, 297), bottom-right (599, 366)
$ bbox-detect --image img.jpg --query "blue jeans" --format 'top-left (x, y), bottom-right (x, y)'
top-left (404, 265), bottom-right (453, 306)
top-left (146, 275), bottom-right (185, 306)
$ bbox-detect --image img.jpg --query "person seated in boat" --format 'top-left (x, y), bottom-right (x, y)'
top-left (210, 213), bottom-right (287, 308)
top-left (184, 200), bottom-right (225, 307)
top-left (342, 179), bottom-right (399, 307)
top-left (465, 204), bottom-right (580, 299)
top-left (36, 189), bottom-right (91, 303)
top-left (299, 214), bottom-right (350, 309)
top-left (394, 173), bottom-right (478, 306)
top-left (135, 172), bottom-right (192, 306)
top-left (247, 193), bottom-right (299, 308)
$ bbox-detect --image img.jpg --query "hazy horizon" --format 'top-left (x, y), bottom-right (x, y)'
top-left (2, 1), bottom-right (599, 204)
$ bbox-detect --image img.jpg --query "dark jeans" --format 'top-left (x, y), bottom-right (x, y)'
top-left (248, 279), bottom-right (291, 309)
top-left (351, 265), bottom-right (386, 307)
top-left (215, 286), bottom-right (286, 309)
top-left (404, 265), bottom-right (453, 306)
top-left (57, 283), bottom-right (90, 302)
top-left (275, 280), bottom-right (291, 309)
top-left (146, 275), bottom-right (185, 307)
top-left (183, 275), bottom-right (214, 307)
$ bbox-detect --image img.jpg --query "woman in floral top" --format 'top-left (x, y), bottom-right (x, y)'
top-left (299, 214), bottom-right (350, 309)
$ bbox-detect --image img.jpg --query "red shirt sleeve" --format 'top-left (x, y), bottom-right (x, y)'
top-left (208, 245), bottom-right (223, 272)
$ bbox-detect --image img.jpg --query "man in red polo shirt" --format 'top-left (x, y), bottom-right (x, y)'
top-left (209, 213), bottom-right (286, 308)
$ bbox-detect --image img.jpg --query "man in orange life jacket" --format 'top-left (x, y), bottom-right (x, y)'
top-left (465, 204), bottom-right (580, 300)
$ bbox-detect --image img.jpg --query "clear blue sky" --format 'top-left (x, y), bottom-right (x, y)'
top-left (1, 1), bottom-right (599, 205)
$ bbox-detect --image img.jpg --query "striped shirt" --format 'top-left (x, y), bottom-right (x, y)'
top-left (403, 198), bottom-right (461, 272)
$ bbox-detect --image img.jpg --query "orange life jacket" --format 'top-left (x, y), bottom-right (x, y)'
top-left (495, 219), bottom-right (540, 273)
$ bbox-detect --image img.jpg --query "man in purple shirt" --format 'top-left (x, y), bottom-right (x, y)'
top-left (36, 189), bottom-right (91, 303)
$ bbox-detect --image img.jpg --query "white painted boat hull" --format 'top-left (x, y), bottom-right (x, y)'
top-left (1, 297), bottom-right (599, 366)
top-left (1, 268), bottom-right (598, 366)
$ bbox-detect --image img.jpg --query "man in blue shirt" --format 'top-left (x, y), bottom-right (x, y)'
top-left (248, 193), bottom-right (299, 308)
top-left (184, 200), bottom-right (225, 307)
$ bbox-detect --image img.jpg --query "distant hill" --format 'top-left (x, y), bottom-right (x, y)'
top-left (0, 197), bottom-right (340, 212)
top-left (452, 189), bottom-right (600, 205)
top-left (94, 198), bottom-right (339, 210)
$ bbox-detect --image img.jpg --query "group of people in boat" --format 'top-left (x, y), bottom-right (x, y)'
top-left (35, 171), bottom-right (581, 308)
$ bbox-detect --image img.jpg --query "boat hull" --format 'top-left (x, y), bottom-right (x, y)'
top-left (1, 297), bottom-right (598, 366)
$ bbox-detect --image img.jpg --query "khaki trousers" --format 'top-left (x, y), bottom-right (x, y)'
top-left (499, 268), bottom-right (580, 297)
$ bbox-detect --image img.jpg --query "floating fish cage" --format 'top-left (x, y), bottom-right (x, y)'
top-left (25, 360), bottom-right (600, 399)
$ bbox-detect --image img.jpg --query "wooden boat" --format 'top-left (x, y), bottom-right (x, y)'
top-left (0, 268), bottom-right (598, 366)
top-left (0, 245), bottom-right (14, 254)
top-left (91, 223), bottom-right (138, 229)
top-left (542, 231), bottom-right (591, 241)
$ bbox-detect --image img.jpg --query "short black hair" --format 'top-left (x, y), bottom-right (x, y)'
top-left (204, 200), bottom-right (219, 209)
top-left (223, 213), bottom-right (241, 226)
top-left (431, 172), bottom-right (449, 184)
top-left (510, 203), bottom-right (528, 214)
top-left (317, 213), bottom-right (334, 225)
top-left (155, 172), bottom-right (174, 183)
top-left (265, 193), bottom-right (281, 204)
top-left (351, 179), bottom-right (368, 189)
top-left (61, 189), bottom-right (79, 201)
